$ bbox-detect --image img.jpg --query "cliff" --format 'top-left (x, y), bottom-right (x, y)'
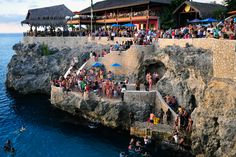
top-left (139, 46), bottom-right (213, 111)
top-left (51, 86), bottom-right (152, 130)
top-left (6, 42), bottom-right (108, 94)
top-left (191, 78), bottom-right (236, 157)
top-left (6, 38), bottom-right (236, 156)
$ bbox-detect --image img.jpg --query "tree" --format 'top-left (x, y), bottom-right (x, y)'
top-left (224, 0), bottom-right (236, 11)
top-left (159, 0), bottom-right (185, 29)
top-left (170, 0), bottom-right (186, 10)
top-left (213, 9), bottom-right (226, 20)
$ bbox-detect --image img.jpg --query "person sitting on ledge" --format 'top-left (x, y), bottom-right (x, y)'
top-left (147, 113), bottom-right (155, 128)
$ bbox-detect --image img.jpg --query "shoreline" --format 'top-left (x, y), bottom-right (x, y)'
top-left (6, 37), bottom-right (236, 157)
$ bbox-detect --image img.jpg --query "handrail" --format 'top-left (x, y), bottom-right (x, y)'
top-left (76, 60), bottom-right (89, 75)
top-left (64, 66), bottom-right (73, 78)
top-left (156, 90), bottom-right (177, 121)
top-left (64, 60), bottom-right (89, 78)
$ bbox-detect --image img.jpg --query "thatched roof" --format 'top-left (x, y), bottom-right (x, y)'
top-left (80, 0), bottom-right (171, 14)
top-left (173, 1), bottom-right (226, 18)
top-left (21, 4), bottom-right (74, 27)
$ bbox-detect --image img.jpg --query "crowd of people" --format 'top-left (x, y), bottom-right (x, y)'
top-left (110, 40), bottom-right (133, 51)
top-left (26, 18), bottom-right (236, 41)
top-left (170, 106), bottom-right (193, 149)
top-left (144, 92), bottom-right (193, 149)
top-left (97, 27), bottom-right (156, 45)
top-left (157, 17), bottom-right (236, 40)
top-left (123, 137), bottom-right (152, 157)
top-left (96, 27), bottom-right (135, 38)
top-left (53, 66), bottom-right (129, 101)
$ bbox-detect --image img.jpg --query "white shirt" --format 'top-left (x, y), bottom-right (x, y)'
top-left (173, 135), bottom-right (178, 144)
top-left (121, 88), bottom-right (126, 93)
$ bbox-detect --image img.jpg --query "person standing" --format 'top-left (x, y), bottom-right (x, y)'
top-left (158, 109), bottom-right (164, 124)
top-left (166, 109), bottom-right (172, 125)
top-left (121, 83), bottom-right (127, 101)
top-left (135, 81), bottom-right (140, 91)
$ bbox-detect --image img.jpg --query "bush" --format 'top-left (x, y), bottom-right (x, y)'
top-left (41, 43), bottom-right (52, 56)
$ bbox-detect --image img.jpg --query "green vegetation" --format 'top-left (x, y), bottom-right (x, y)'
top-left (159, 0), bottom-right (236, 29)
top-left (41, 43), bottom-right (52, 56)
top-left (213, 0), bottom-right (236, 20)
top-left (224, 0), bottom-right (236, 12)
top-left (159, 0), bottom-right (185, 29)
top-left (213, 9), bottom-right (226, 20)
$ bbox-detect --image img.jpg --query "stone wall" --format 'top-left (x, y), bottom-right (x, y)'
top-left (158, 38), bottom-right (236, 80)
top-left (22, 37), bottom-right (236, 81)
top-left (85, 44), bottom-right (154, 81)
top-left (22, 36), bottom-right (133, 49)
top-left (124, 91), bottom-right (156, 105)
top-left (51, 86), bottom-right (153, 129)
top-left (100, 45), bottom-right (154, 76)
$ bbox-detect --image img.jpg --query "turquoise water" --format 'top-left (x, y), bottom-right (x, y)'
top-left (0, 34), bottom-right (129, 157)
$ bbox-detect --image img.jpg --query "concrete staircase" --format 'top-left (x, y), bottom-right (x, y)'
top-left (155, 90), bottom-right (177, 124)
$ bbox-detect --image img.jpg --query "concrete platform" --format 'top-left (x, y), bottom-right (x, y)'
top-left (130, 121), bottom-right (174, 140)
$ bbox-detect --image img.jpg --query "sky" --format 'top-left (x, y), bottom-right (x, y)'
top-left (0, 0), bottom-right (224, 33)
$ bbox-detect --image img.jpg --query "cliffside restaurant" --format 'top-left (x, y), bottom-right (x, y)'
top-left (173, 1), bottom-right (226, 26)
top-left (21, 5), bottom-right (74, 30)
top-left (68, 0), bottom-right (171, 30)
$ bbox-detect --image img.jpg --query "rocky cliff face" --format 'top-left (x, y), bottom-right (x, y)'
top-left (51, 86), bottom-right (152, 129)
top-left (6, 43), bottom-right (108, 94)
top-left (140, 46), bottom-right (213, 111)
top-left (7, 41), bottom-right (236, 157)
top-left (191, 78), bottom-right (236, 157)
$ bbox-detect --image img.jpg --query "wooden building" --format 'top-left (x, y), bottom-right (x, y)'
top-left (21, 4), bottom-right (74, 27)
top-left (68, 0), bottom-right (171, 30)
top-left (173, 1), bottom-right (226, 26)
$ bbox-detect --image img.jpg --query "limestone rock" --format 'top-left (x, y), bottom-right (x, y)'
top-left (6, 43), bottom-right (109, 94)
top-left (51, 86), bottom-right (153, 129)
top-left (140, 46), bottom-right (213, 111)
top-left (191, 79), bottom-right (236, 157)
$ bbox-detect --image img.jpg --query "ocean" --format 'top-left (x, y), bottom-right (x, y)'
top-left (0, 34), bottom-right (129, 157)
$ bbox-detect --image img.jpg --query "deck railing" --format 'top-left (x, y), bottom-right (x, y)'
top-left (73, 10), bottom-right (158, 21)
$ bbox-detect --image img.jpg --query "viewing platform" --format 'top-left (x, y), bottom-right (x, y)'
top-left (130, 121), bottom-right (173, 139)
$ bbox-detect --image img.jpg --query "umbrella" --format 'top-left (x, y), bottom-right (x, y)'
top-left (111, 24), bottom-right (120, 27)
top-left (111, 63), bottom-right (122, 67)
top-left (111, 63), bottom-right (122, 76)
top-left (188, 19), bottom-right (201, 23)
top-left (92, 62), bottom-right (103, 67)
top-left (122, 23), bottom-right (136, 27)
top-left (201, 18), bottom-right (218, 23)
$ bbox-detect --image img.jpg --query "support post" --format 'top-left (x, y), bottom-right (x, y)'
top-left (117, 9), bottom-right (118, 24)
top-left (90, 0), bottom-right (93, 34)
top-left (146, 4), bottom-right (150, 30)
top-left (131, 7), bottom-right (133, 23)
